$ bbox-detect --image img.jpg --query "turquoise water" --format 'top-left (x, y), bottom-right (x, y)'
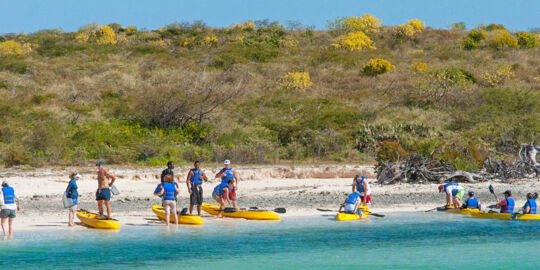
top-left (2, 213), bottom-right (540, 269)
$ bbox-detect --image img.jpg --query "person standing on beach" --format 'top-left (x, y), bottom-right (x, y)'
top-left (352, 175), bottom-right (371, 206)
top-left (161, 161), bottom-right (174, 183)
top-left (154, 174), bottom-right (180, 226)
top-left (0, 181), bottom-right (20, 239)
top-left (215, 160), bottom-right (238, 208)
top-left (186, 161), bottom-right (208, 216)
top-left (438, 183), bottom-right (464, 208)
top-left (96, 161), bottom-right (116, 217)
top-left (66, 173), bottom-right (80, 226)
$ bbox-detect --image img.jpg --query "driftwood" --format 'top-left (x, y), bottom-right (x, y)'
top-left (377, 142), bottom-right (539, 185)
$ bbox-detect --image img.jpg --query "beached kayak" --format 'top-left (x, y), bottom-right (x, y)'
top-left (152, 205), bottom-right (204, 225)
top-left (445, 208), bottom-right (481, 215)
top-left (334, 206), bottom-right (370, 221)
top-left (201, 203), bottom-right (281, 220)
top-left (76, 210), bottom-right (120, 229)
top-left (470, 211), bottom-right (540, 220)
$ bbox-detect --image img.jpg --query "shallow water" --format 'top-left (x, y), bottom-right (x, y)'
top-left (2, 212), bottom-right (540, 269)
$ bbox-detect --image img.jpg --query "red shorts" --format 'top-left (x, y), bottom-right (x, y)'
top-left (361, 194), bottom-right (371, 204)
top-left (229, 188), bottom-right (237, 201)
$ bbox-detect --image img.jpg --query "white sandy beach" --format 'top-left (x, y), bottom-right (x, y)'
top-left (2, 165), bottom-right (539, 232)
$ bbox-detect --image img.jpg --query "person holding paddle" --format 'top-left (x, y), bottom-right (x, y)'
top-left (495, 190), bottom-right (514, 213)
top-left (522, 193), bottom-right (537, 214)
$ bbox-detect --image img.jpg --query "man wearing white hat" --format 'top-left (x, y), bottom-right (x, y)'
top-left (215, 160), bottom-right (239, 208)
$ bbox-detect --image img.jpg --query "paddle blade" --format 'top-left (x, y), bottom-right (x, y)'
top-left (487, 204), bottom-right (497, 209)
top-left (369, 213), bottom-right (385, 217)
top-left (316, 208), bottom-right (335, 212)
top-left (249, 207), bottom-right (259, 210)
top-left (273, 208), bottom-right (286, 214)
top-left (534, 192), bottom-right (538, 200)
top-left (489, 185), bottom-right (495, 194)
top-left (223, 208), bottom-right (237, 213)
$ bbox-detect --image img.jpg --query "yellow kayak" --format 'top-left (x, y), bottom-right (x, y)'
top-left (152, 205), bottom-right (203, 225)
top-left (445, 208), bottom-right (481, 215)
top-left (201, 203), bottom-right (280, 220)
top-left (335, 206), bottom-right (370, 221)
top-left (470, 211), bottom-right (540, 220)
top-left (76, 210), bottom-right (120, 230)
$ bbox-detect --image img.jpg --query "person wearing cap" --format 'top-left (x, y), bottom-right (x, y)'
top-left (96, 161), bottom-right (116, 217)
top-left (461, 191), bottom-right (481, 210)
top-left (522, 193), bottom-right (537, 214)
top-left (161, 161), bottom-right (175, 183)
top-left (1, 181), bottom-right (19, 239)
top-left (438, 183), bottom-right (464, 208)
top-left (352, 175), bottom-right (371, 206)
top-left (496, 190), bottom-right (515, 213)
top-left (215, 160), bottom-right (239, 208)
top-left (186, 161), bottom-right (208, 216)
top-left (66, 173), bottom-right (81, 226)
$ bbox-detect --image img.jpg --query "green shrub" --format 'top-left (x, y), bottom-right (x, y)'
top-left (360, 58), bottom-right (396, 76)
top-left (467, 29), bottom-right (488, 42)
top-left (0, 57), bottom-right (28, 74)
top-left (483, 24), bottom-right (506, 32)
top-left (461, 38), bottom-right (478, 50)
top-left (489, 30), bottom-right (518, 48)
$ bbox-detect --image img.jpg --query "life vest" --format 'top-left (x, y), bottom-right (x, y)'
top-left (503, 198), bottom-right (514, 213)
top-left (345, 193), bottom-right (360, 205)
top-left (355, 177), bottom-right (371, 195)
top-left (2, 187), bottom-right (15, 204)
top-left (221, 167), bottom-right (234, 182)
top-left (190, 169), bottom-right (203, 185)
top-left (214, 182), bottom-right (229, 195)
top-left (162, 183), bottom-right (177, 200)
top-left (526, 199), bottom-right (537, 214)
top-left (466, 198), bottom-right (479, 208)
top-left (443, 183), bottom-right (459, 194)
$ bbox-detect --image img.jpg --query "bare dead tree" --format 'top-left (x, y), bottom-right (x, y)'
top-left (138, 68), bottom-right (248, 129)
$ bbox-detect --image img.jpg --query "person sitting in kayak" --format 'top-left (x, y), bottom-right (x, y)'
top-left (352, 175), bottom-right (371, 206)
top-left (438, 183), bottom-right (464, 208)
top-left (154, 174), bottom-right (180, 226)
top-left (522, 193), bottom-right (537, 214)
top-left (212, 180), bottom-right (232, 218)
top-left (338, 192), bottom-right (363, 216)
top-left (461, 191), bottom-right (481, 210)
top-left (496, 190), bottom-right (514, 214)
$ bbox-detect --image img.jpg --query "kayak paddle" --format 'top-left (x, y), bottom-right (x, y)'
top-left (224, 207), bottom-right (286, 214)
top-left (489, 184), bottom-right (499, 202)
top-left (316, 208), bottom-right (384, 217)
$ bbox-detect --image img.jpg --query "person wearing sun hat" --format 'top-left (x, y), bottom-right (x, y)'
top-left (215, 160), bottom-right (239, 208)
top-left (66, 173), bottom-right (81, 226)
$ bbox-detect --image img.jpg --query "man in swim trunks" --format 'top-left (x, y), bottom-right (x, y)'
top-left (352, 175), bottom-right (371, 206)
top-left (186, 161), bottom-right (208, 216)
top-left (438, 183), bottom-right (464, 208)
top-left (96, 161), bottom-right (116, 217)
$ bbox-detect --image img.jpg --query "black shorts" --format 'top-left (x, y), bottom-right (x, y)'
top-left (190, 185), bottom-right (203, 205)
top-left (96, 188), bottom-right (111, 201)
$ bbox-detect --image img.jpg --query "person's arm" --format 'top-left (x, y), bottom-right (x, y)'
top-left (223, 187), bottom-right (231, 206)
top-left (352, 179), bottom-right (356, 193)
top-left (202, 171), bottom-right (208, 182)
top-left (362, 181), bottom-right (369, 205)
top-left (154, 185), bottom-right (164, 196)
top-left (175, 184), bottom-right (180, 195)
top-left (233, 169), bottom-right (239, 190)
top-left (66, 181), bottom-right (74, 197)
top-left (338, 199), bottom-right (346, 212)
top-left (496, 200), bottom-right (506, 209)
top-left (105, 170), bottom-right (116, 186)
top-left (215, 169), bottom-right (224, 179)
top-left (186, 171), bottom-right (193, 193)
top-left (446, 193), bottom-right (452, 206)
top-left (15, 194), bottom-right (20, 211)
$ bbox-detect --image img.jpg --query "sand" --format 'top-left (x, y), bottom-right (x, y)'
top-left (1, 165), bottom-right (539, 232)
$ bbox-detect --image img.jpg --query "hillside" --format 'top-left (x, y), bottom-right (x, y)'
top-left (0, 16), bottom-right (539, 168)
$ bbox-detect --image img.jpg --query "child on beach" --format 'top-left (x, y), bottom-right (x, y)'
top-left (1, 181), bottom-right (20, 239)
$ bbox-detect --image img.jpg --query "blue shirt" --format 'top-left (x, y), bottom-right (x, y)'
top-left (66, 180), bottom-right (78, 200)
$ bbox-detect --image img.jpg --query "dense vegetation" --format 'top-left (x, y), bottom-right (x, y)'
top-left (0, 16), bottom-right (539, 168)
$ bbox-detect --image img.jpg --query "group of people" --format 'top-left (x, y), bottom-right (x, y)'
top-left (438, 182), bottom-right (537, 214)
top-left (338, 175), bottom-right (372, 216)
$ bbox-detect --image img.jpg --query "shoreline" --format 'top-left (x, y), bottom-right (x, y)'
top-left (2, 166), bottom-right (539, 233)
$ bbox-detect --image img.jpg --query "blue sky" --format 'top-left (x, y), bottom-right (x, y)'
top-left (1, 0), bottom-right (539, 34)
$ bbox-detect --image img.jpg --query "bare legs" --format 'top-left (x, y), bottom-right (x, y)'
top-left (1, 218), bottom-right (13, 239)
top-left (68, 205), bottom-right (77, 226)
top-left (97, 200), bottom-right (112, 216)
top-left (213, 195), bottom-right (225, 217)
top-left (189, 204), bottom-right (203, 216)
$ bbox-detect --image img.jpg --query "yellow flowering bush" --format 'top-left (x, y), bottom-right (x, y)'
top-left (331, 31), bottom-right (375, 51)
top-left (234, 21), bottom-right (255, 31)
top-left (281, 72), bottom-right (313, 90)
top-left (488, 30), bottom-right (518, 48)
top-left (394, 19), bottom-right (425, 39)
top-left (515, 32), bottom-right (538, 48)
top-left (411, 62), bottom-right (428, 73)
top-left (361, 58), bottom-right (396, 76)
top-left (124, 26), bottom-right (138, 36)
top-left (468, 29), bottom-right (488, 42)
top-left (328, 14), bottom-right (381, 35)
top-left (75, 33), bottom-right (89, 43)
top-left (95, 25), bottom-right (117, 45)
top-left (481, 65), bottom-right (515, 86)
top-left (202, 35), bottom-right (218, 47)
top-left (278, 38), bottom-right (299, 48)
top-left (0, 40), bottom-right (34, 55)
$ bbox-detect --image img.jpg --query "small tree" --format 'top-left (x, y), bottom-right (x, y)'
top-left (361, 58), bottom-right (396, 76)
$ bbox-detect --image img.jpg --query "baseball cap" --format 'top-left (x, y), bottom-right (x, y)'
top-left (224, 160), bottom-right (231, 165)
top-left (503, 190), bottom-right (512, 196)
top-left (96, 161), bottom-right (104, 166)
